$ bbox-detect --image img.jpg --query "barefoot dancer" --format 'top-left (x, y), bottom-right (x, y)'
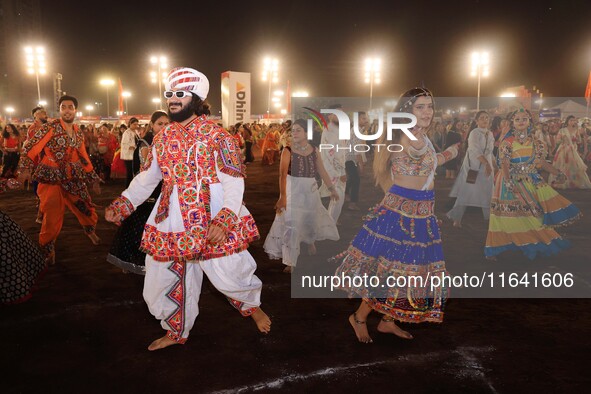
top-left (264, 119), bottom-right (339, 273)
top-left (484, 109), bottom-right (581, 260)
top-left (105, 67), bottom-right (271, 351)
top-left (17, 95), bottom-right (102, 264)
top-left (333, 88), bottom-right (459, 343)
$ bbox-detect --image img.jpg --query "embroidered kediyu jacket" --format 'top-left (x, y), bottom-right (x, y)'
top-left (18, 118), bottom-right (100, 204)
top-left (108, 115), bottom-right (260, 262)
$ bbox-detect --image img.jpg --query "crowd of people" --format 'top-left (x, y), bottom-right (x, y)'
top-left (1, 67), bottom-right (589, 349)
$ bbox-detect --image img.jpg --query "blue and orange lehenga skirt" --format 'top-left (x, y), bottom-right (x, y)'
top-left (485, 171), bottom-right (581, 259)
top-left (334, 185), bottom-right (447, 324)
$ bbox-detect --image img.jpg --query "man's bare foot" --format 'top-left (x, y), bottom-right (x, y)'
top-left (251, 308), bottom-right (271, 334)
top-left (349, 313), bottom-right (373, 343)
top-left (282, 266), bottom-right (293, 273)
top-left (87, 232), bottom-right (101, 245)
top-left (148, 335), bottom-right (179, 351)
top-left (307, 243), bottom-right (317, 255)
top-left (453, 221), bottom-right (462, 228)
top-left (377, 317), bottom-right (413, 339)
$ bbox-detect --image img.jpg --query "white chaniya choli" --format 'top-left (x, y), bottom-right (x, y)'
top-left (264, 148), bottom-right (339, 268)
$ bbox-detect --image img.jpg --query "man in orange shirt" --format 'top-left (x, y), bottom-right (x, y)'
top-left (17, 95), bottom-right (102, 264)
top-left (27, 105), bottom-right (49, 138)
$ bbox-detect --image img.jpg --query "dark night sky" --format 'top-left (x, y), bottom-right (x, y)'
top-left (39, 0), bottom-right (591, 116)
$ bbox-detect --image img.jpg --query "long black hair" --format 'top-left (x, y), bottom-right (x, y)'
top-left (563, 115), bottom-right (576, 128)
top-left (192, 95), bottom-right (211, 116)
top-left (2, 124), bottom-right (19, 139)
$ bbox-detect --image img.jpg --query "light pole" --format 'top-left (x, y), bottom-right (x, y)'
top-left (364, 58), bottom-right (381, 111)
top-left (94, 102), bottom-right (103, 115)
top-left (152, 97), bottom-right (161, 110)
top-left (122, 91), bottom-right (131, 114)
top-left (262, 57), bottom-right (278, 119)
top-left (150, 55), bottom-right (168, 110)
top-left (100, 79), bottom-right (115, 118)
top-left (6, 107), bottom-right (15, 119)
top-left (471, 51), bottom-right (490, 111)
top-left (24, 46), bottom-right (47, 103)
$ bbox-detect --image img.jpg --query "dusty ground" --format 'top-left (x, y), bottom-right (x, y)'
top-left (1, 155), bottom-right (590, 393)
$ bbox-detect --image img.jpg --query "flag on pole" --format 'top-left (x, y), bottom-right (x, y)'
top-left (118, 78), bottom-right (124, 112)
top-left (586, 70), bottom-right (591, 116)
top-left (585, 70), bottom-right (591, 106)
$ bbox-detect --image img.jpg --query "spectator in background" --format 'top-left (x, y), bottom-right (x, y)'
top-left (444, 119), bottom-right (463, 179)
top-left (1, 124), bottom-right (21, 178)
top-left (121, 117), bottom-right (139, 187)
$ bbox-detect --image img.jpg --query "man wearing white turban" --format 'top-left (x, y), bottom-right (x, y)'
top-left (106, 67), bottom-right (271, 351)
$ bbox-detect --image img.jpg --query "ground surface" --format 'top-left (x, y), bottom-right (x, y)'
top-left (1, 155), bottom-right (590, 393)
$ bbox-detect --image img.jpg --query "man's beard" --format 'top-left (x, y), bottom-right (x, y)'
top-left (40, 118), bottom-right (48, 124)
top-left (62, 116), bottom-right (74, 124)
top-left (168, 102), bottom-right (195, 122)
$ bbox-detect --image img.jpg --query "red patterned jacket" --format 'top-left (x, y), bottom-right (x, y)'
top-left (108, 115), bottom-right (259, 262)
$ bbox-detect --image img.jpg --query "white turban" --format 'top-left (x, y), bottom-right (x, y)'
top-left (164, 67), bottom-right (209, 100)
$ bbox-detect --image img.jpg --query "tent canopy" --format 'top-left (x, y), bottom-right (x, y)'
top-left (550, 99), bottom-right (589, 118)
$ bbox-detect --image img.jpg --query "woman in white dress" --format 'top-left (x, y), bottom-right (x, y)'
top-left (264, 119), bottom-right (339, 273)
top-left (447, 111), bottom-right (495, 227)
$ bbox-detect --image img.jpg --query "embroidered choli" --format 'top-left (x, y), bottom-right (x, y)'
top-left (287, 147), bottom-right (318, 178)
top-left (391, 145), bottom-right (437, 177)
top-left (18, 119), bottom-right (100, 202)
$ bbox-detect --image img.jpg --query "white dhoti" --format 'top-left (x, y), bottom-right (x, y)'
top-left (143, 250), bottom-right (262, 343)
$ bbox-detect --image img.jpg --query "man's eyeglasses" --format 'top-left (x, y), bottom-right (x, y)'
top-left (164, 90), bottom-right (193, 99)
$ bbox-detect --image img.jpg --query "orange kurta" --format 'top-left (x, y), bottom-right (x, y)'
top-left (19, 119), bottom-right (100, 255)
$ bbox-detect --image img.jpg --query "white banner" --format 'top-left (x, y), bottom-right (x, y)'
top-left (221, 71), bottom-right (251, 128)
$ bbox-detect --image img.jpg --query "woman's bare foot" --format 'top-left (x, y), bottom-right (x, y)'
top-left (87, 232), bottom-right (101, 245)
top-left (307, 243), bottom-right (317, 255)
top-left (148, 335), bottom-right (179, 351)
top-left (377, 317), bottom-right (413, 339)
top-left (349, 313), bottom-right (373, 343)
top-left (251, 308), bottom-right (271, 334)
top-left (282, 266), bottom-right (293, 273)
top-left (453, 221), bottom-right (462, 228)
